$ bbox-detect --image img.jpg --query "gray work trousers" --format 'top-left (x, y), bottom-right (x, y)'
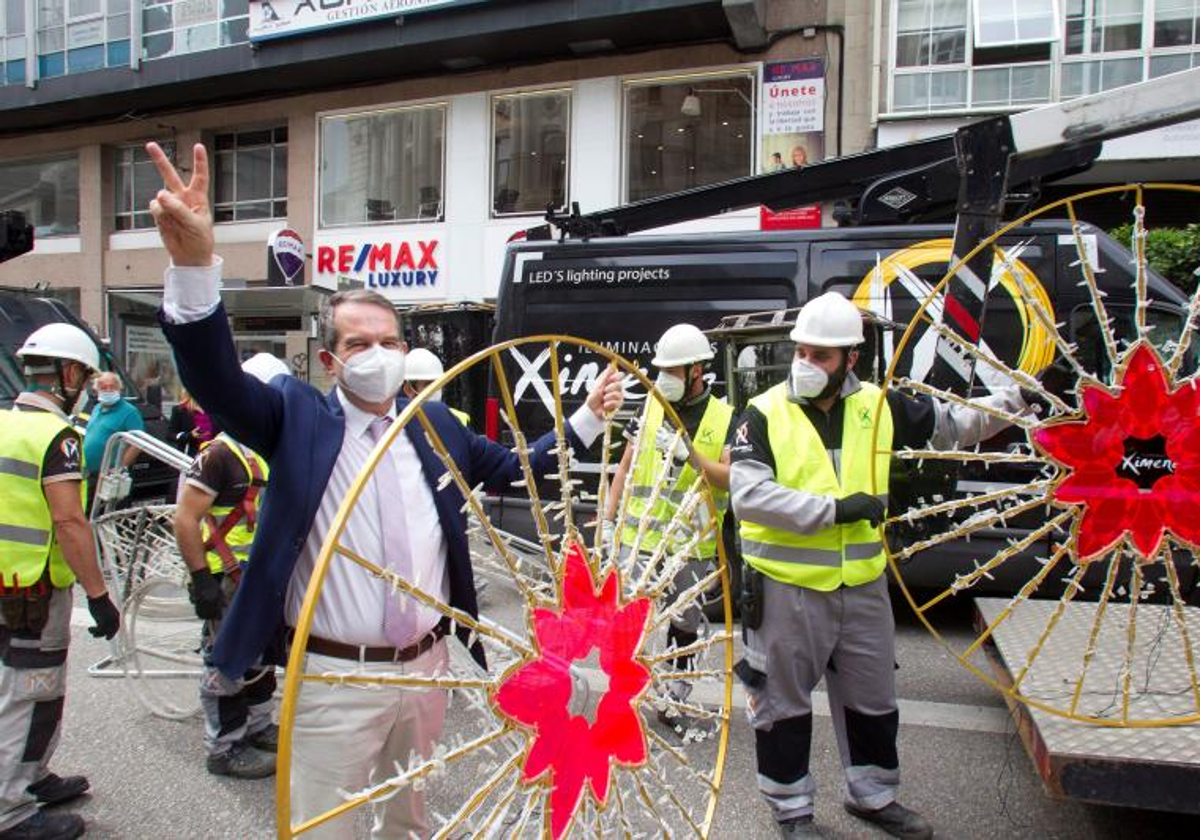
top-left (0, 587), bottom-right (73, 832)
top-left (200, 576), bottom-right (275, 758)
top-left (742, 574), bottom-right (900, 822)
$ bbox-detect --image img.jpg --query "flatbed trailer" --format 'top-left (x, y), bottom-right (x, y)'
top-left (976, 597), bottom-right (1200, 814)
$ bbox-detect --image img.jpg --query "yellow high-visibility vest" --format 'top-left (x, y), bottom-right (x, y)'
top-left (0, 409), bottom-right (86, 589)
top-left (739, 381), bottom-right (893, 590)
top-left (623, 394), bottom-right (733, 559)
top-left (449, 407), bottom-right (471, 427)
top-left (200, 435), bottom-right (269, 575)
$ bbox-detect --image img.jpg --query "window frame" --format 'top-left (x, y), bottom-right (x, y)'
top-left (488, 86), bottom-right (572, 219)
top-left (0, 150), bottom-right (81, 237)
top-left (972, 0), bottom-right (1062, 48)
top-left (620, 67), bottom-right (758, 205)
top-left (210, 125), bottom-right (289, 224)
top-left (315, 100), bottom-right (449, 230)
top-left (112, 140), bottom-right (174, 232)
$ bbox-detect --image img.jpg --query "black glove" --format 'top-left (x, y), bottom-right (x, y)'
top-left (188, 569), bottom-right (223, 620)
top-left (86, 594), bottom-right (120, 640)
top-left (834, 493), bottom-right (886, 528)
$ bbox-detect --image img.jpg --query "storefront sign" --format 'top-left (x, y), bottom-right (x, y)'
top-left (249, 0), bottom-right (479, 42)
top-left (313, 232), bottom-right (446, 302)
top-left (267, 228), bottom-right (306, 286)
top-left (762, 59), bottom-right (825, 136)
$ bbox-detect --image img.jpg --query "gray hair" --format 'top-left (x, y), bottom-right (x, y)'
top-left (318, 289), bottom-right (401, 352)
top-left (95, 371), bottom-right (121, 389)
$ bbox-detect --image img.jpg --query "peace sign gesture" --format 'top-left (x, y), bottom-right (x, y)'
top-left (147, 141), bottom-right (215, 268)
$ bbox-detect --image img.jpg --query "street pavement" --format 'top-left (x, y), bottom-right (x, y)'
top-left (46, 591), bottom-right (1196, 839)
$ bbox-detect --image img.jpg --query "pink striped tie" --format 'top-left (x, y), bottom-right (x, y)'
top-left (368, 416), bottom-right (418, 647)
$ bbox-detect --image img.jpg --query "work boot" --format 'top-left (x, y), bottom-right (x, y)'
top-left (0, 811), bottom-right (85, 840)
top-left (777, 816), bottom-right (824, 838)
top-left (245, 723), bottom-right (279, 753)
top-left (26, 774), bottom-right (89, 807)
top-left (206, 743), bottom-right (276, 779)
top-left (844, 801), bottom-right (933, 840)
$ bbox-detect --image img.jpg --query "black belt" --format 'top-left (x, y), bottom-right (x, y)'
top-left (292, 617), bottom-right (450, 663)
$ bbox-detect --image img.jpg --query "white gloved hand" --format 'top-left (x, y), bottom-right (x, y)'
top-left (600, 519), bottom-right (616, 554)
top-left (655, 427), bottom-right (690, 463)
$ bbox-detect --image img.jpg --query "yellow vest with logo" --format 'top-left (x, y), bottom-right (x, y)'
top-left (200, 435), bottom-right (270, 575)
top-left (739, 381), bottom-right (893, 590)
top-left (449, 407), bottom-right (471, 427)
top-left (623, 394), bottom-right (733, 559)
top-left (0, 409), bottom-right (86, 589)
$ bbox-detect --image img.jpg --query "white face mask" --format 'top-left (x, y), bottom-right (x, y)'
top-left (335, 345), bottom-right (406, 404)
top-left (427, 388), bottom-right (443, 402)
top-left (97, 390), bottom-right (121, 406)
top-left (654, 371), bottom-right (686, 403)
top-left (789, 358), bottom-right (829, 400)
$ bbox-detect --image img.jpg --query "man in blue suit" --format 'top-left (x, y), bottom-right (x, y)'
top-left (146, 142), bottom-right (624, 838)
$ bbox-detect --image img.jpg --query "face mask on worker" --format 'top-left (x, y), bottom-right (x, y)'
top-left (334, 344), bottom-right (406, 404)
top-left (654, 370), bottom-right (686, 403)
top-left (97, 390), bottom-right (121, 406)
top-left (789, 358), bottom-right (828, 400)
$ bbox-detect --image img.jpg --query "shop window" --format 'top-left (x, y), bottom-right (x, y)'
top-left (319, 104), bottom-right (446, 228)
top-left (1155, 0), bottom-right (1200, 46)
top-left (973, 0), bottom-right (1060, 47)
top-left (113, 141), bottom-right (174, 231)
top-left (624, 72), bottom-right (755, 203)
top-left (491, 90), bottom-right (569, 217)
top-left (140, 0), bottom-right (249, 61)
top-left (213, 126), bottom-right (288, 222)
top-left (0, 153), bottom-right (80, 236)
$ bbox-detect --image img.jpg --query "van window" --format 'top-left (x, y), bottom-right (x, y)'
top-left (1071, 304), bottom-right (1194, 381)
top-left (0, 348), bottom-right (21, 403)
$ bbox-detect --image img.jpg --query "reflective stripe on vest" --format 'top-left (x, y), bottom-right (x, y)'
top-left (623, 394), bottom-right (733, 559)
top-left (200, 435), bottom-right (269, 576)
top-left (0, 408), bottom-right (85, 589)
top-left (739, 381), bottom-right (893, 591)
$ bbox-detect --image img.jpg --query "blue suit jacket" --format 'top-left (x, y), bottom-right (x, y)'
top-left (161, 304), bottom-right (577, 679)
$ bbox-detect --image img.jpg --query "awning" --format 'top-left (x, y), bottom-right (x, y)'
top-left (107, 284), bottom-right (330, 317)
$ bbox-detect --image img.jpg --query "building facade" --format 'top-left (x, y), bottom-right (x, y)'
top-left (1, 0), bottom-right (1196, 400)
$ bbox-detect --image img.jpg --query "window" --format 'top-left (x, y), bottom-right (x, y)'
top-left (624, 72), bottom-right (755, 203)
top-left (30, 0), bottom-right (129, 79)
top-left (213, 126), bottom-right (287, 222)
top-left (319, 104), bottom-right (446, 228)
top-left (141, 0), bottom-right (249, 61)
top-left (0, 154), bottom-right (79, 236)
top-left (973, 0), bottom-right (1060, 47)
top-left (1155, 0), bottom-right (1200, 46)
top-left (3, 0), bottom-right (27, 84)
top-left (1064, 0), bottom-right (1144, 54)
top-left (114, 141), bottom-right (174, 231)
top-left (491, 90), bottom-right (569, 217)
top-left (896, 0), bottom-right (968, 67)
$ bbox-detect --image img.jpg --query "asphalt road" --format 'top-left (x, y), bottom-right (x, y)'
top-left (45, 591), bottom-right (1197, 839)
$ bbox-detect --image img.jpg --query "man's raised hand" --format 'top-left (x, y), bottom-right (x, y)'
top-left (147, 141), bottom-right (214, 268)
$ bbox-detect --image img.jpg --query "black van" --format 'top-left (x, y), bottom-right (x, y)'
top-left (489, 221), bottom-right (1195, 596)
top-left (1, 289), bottom-right (176, 503)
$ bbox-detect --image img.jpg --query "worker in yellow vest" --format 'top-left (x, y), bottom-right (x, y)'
top-left (730, 292), bottom-right (1036, 839)
top-left (1, 324), bottom-right (120, 840)
top-left (402, 348), bottom-right (470, 427)
top-left (172, 354), bottom-right (288, 780)
top-left (605, 323), bottom-right (734, 732)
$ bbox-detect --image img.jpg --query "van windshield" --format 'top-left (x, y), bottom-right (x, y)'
top-left (1071, 304), bottom-right (1195, 381)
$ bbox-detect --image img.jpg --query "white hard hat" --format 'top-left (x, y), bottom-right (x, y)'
top-left (405, 348), bottom-right (444, 382)
top-left (16, 323), bottom-right (101, 371)
top-left (790, 292), bottom-right (865, 347)
top-left (651, 324), bottom-right (714, 368)
top-left (241, 353), bottom-right (290, 384)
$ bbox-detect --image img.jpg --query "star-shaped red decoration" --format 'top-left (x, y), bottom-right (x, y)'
top-left (1032, 342), bottom-right (1200, 560)
top-left (493, 544), bottom-right (652, 838)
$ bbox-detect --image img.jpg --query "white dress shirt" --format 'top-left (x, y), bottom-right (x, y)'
top-left (162, 258), bottom-right (607, 647)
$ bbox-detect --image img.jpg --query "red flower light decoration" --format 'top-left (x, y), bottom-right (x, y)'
top-left (494, 544), bottom-right (652, 838)
top-left (1032, 342), bottom-right (1200, 561)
